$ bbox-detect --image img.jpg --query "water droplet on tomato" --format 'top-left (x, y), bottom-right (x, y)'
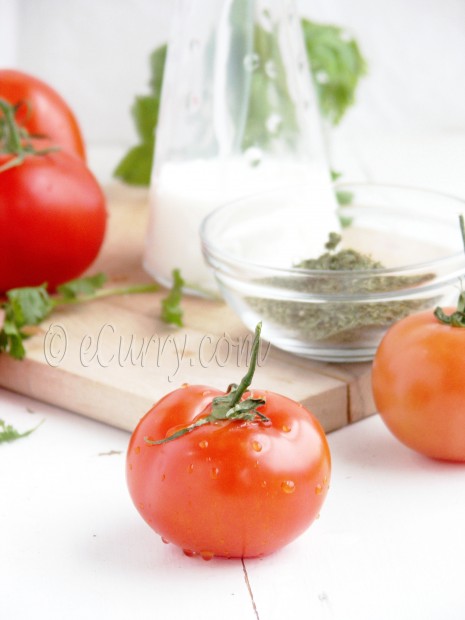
top-left (281, 480), bottom-right (296, 494)
top-left (200, 550), bottom-right (214, 561)
top-left (261, 480), bottom-right (267, 488)
top-left (282, 424), bottom-right (291, 433)
top-left (183, 549), bottom-right (196, 558)
top-left (161, 537), bottom-right (170, 544)
top-left (252, 440), bottom-right (262, 452)
top-left (315, 484), bottom-right (323, 495)
top-left (188, 463), bottom-right (194, 474)
top-left (161, 473), bottom-right (166, 482)
top-left (138, 502), bottom-right (145, 509)
top-left (202, 390), bottom-right (211, 396)
top-left (210, 467), bottom-right (220, 479)
top-left (199, 440), bottom-right (208, 449)
top-left (135, 446), bottom-right (141, 454)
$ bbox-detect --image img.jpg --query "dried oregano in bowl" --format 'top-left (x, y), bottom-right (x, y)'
top-left (246, 233), bottom-right (438, 349)
top-left (201, 183), bottom-right (465, 362)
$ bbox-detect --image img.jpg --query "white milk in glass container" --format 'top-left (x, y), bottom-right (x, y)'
top-left (144, 0), bottom-right (339, 296)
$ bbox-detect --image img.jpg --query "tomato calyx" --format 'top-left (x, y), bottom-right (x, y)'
top-left (434, 215), bottom-right (465, 328)
top-left (0, 98), bottom-right (59, 172)
top-left (145, 323), bottom-right (270, 445)
top-left (434, 294), bottom-right (465, 327)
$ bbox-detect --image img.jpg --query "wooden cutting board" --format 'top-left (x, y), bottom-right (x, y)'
top-left (0, 184), bottom-right (375, 433)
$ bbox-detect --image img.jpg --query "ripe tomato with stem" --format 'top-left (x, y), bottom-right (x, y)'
top-left (127, 323), bottom-right (331, 559)
top-left (0, 69), bottom-right (86, 160)
top-left (0, 98), bottom-right (106, 292)
top-left (372, 215), bottom-right (465, 462)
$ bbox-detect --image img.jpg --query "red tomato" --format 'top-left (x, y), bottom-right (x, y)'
top-left (127, 381), bottom-right (331, 559)
top-left (0, 69), bottom-right (86, 160)
top-left (0, 144), bottom-right (106, 292)
top-left (372, 308), bottom-right (465, 461)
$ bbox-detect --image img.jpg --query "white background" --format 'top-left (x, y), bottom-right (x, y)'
top-left (1, 0), bottom-right (464, 151)
top-left (2, 3), bottom-right (465, 618)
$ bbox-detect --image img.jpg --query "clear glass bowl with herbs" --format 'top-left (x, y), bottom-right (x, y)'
top-left (200, 183), bottom-right (465, 362)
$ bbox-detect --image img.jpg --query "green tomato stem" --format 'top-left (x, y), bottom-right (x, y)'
top-left (0, 98), bottom-right (23, 154)
top-left (51, 282), bottom-right (159, 308)
top-left (0, 97), bottom-right (60, 173)
top-left (434, 214), bottom-right (465, 327)
top-left (227, 322), bottom-right (262, 408)
top-left (145, 323), bottom-right (270, 446)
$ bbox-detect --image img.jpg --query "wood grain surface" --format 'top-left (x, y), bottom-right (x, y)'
top-left (0, 184), bottom-right (375, 432)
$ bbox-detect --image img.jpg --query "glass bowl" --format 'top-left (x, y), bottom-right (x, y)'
top-left (200, 183), bottom-right (465, 362)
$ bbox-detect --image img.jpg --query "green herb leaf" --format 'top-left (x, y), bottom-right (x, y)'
top-left (161, 269), bottom-right (185, 327)
top-left (0, 319), bottom-right (26, 359)
top-left (302, 19), bottom-right (367, 125)
top-left (57, 273), bottom-right (107, 299)
top-left (6, 284), bottom-right (53, 327)
top-left (0, 275), bottom-right (159, 360)
top-left (113, 45), bottom-right (167, 186)
top-left (0, 418), bottom-right (43, 443)
top-left (148, 45), bottom-right (168, 98)
top-left (132, 95), bottom-right (160, 143)
top-left (0, 284), bottom-right (54, 359)
top-left (113, 143), bottom-right (155, 186)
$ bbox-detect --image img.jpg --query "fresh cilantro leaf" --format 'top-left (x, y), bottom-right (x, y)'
top-left (114, 142), bottom-right (155, 186)
top-left (6, 285), bottom-right (53, 328)
top-left (336, 190), bottom-right (353, 206)
top-left (0, 418), bottom-right (43, 443)
top-left (148, 45), bottom-right (168, 99)
top-left (57, 273), bottom-right (107, 299)
top-left (0, 275), bottom-right (159, 360)
top-left (113, 45), bottom-right (166, 186)
top-left (132, 95), bottom-right (160, 143)
top-left (161, 269), bottom-right (185, 327)
top-left (302, 19), bottom-right (367, 125)
top-left (330, 170), bottom-right (353, 226)
top-left (0, 319), bottom-right (26, 359)
top-left (0, 284), bottom-right (53, 359)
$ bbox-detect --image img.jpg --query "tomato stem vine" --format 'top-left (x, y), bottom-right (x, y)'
top-left (0, 98), bottom-right (59, 173)
top-left (434, 214), bottom-right (465, 327)
top-left (145, 323), bottom-right (270, 445)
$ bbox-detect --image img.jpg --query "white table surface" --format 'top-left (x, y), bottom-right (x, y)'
top-left (2, 386), bottom-right (465, 620)
top-left (2, 132), bottom-right (465, 620)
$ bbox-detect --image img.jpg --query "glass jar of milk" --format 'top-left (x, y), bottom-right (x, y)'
top-left (144, 0), bottom-right (339, 296)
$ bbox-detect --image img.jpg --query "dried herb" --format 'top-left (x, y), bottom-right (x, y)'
top-left (247, 234), bottom-right (437, 345)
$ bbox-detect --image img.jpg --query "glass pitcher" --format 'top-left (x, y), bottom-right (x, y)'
top-left (144, 0), bottom-right (338, 296)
